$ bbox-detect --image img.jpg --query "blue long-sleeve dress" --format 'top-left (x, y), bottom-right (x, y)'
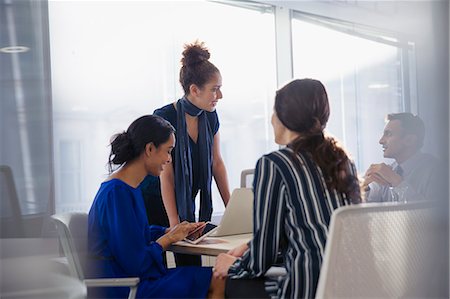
top-left (87, 178), bottom-right (212, 298)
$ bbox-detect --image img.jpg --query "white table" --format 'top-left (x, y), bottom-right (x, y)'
top-left (169, 233), bottom-right (252, 256)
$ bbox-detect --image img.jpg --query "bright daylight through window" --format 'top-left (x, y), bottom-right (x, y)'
top-left (49, 1), bottom-right (277, 215)
top-left (292, 17), bottom-right (413, 173)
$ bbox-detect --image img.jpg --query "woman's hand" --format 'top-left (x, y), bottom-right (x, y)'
top-left (158, 221), bottom-right (204, 249)
top-left (227, 243), bottom-right (249, 257)
top-left (213, 253), bottom-right (237, 279)
top-left (168, 221), bottom-right (205, 242)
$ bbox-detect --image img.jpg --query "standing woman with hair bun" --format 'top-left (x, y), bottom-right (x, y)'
top-left (142, 41), bottom-right (231, 266)
top-left (87, 115), bottom-right (225, 299)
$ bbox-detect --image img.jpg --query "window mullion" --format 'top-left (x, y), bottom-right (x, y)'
top-left (274, 5), bottom-right (293, 87)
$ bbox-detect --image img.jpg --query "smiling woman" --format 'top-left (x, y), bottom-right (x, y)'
top-left (87, 114), bottom-right (225, 298)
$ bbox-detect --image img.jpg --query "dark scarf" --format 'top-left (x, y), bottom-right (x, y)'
top-left (174, 97), bottom-right (213, 222)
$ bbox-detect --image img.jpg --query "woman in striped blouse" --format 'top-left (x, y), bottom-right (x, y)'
top-left (213, 78), bottom-right (361, 298)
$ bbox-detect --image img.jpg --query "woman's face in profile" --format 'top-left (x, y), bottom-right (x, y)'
top-left (191, 72), bottom-right (223, 112)
top-left (271, 110), bottom-right (300, 145)
top-left (271, 111), bottom-right (286, 145)
top-left (147, 133), bottom-right (175, 176)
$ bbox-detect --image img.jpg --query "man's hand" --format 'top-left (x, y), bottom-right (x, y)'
top-left (363, 163), bottom-right (402, 188)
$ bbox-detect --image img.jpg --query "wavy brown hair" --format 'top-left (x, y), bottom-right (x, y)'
top-left (275, 79), bottom-right (360, 202)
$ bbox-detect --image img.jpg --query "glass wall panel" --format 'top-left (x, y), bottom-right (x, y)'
top-left (1, 0), bottom-right (52, 225)
top-left (292, 18), bottom-right (407, 173)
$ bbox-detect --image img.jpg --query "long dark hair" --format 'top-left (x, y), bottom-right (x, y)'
top-left (275, 79), bottom-right (360, 202)
top-left (108, 115), bottom-right (175, 173)
top-left (179, 40), bottom-right (219, 95)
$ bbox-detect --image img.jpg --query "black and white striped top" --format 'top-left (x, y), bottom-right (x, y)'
top-left (228, 148), bottom-right (358, 298)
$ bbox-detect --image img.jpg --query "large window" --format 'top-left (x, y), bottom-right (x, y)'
top-left (49, 1), bottom-right (277, 215)
top-left (292, 14), bottom-right (415, 173)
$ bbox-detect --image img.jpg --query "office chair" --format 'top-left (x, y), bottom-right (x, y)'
top-left (2, 254), bottom-right (86, 299)
top-left (240, 169), bottom-right (254, 188)
top-left (315, 201), bottom-right (448, 298)
top-left (51, 212), bottom-right (140, 299)
top-left (238, 168), bottom-right (286, 279)
top-left (0, 165), bottom-right (25, 237)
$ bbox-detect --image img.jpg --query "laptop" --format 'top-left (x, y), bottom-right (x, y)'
top-left (210, 188), bottom-right (254, 237)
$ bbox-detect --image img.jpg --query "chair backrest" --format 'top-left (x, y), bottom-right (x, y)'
top-left (240, 169), bottom-right (254, 188)
top-left (52, 212), bottom-right (89, 281)
top-left (0, 165), bottom-right (25, 237)
top-left (316, 201), bottom-right (448, 298)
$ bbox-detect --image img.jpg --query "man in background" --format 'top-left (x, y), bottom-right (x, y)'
top-left (363, 113), bottom-right (443, 202)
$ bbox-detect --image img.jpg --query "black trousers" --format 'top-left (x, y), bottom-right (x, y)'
top-left (225, 277), bottom-right (270, 299)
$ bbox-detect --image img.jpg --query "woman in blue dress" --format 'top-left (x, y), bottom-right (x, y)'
top-left (87, 115), bottom-right (225, 298)
top-left (213, 79), bottom-right (361, 298)
top-left (143, 41), bottom-right (230, 267)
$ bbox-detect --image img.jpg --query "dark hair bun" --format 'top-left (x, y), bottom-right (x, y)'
top-left (181, 40), bottom-right (211, 66)
top-left (110, 132), bottom-right (134, 165)
top-left (107, 115), bottom-right (175, 173)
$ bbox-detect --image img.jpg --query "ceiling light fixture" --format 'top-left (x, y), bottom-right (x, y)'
top-left (0, 46), bottom-right (30, 53)
top-left (368, 83), bottom-right (390, 89)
